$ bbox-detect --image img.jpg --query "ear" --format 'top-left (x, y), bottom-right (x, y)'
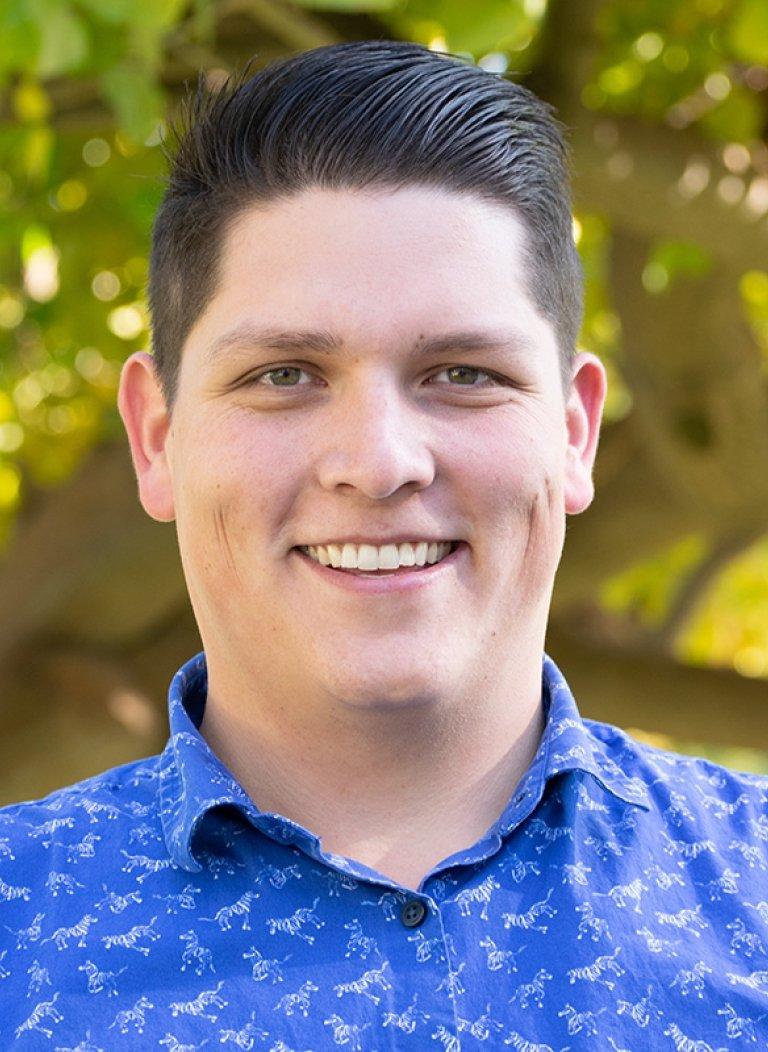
top-left (563, 351), bottom-right (607, 515)
top-left (117, 351), bottom-right (176, 522)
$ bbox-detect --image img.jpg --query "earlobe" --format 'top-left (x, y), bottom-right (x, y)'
top-left (117, 352), bottom-right (176, 523)
top-left (563, 352), bottom-right (607, 516)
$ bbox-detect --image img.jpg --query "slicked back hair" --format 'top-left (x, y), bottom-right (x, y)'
top-left (149, 40), bottom-right (583, 409)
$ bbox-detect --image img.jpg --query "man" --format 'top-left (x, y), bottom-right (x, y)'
top-left (1, 39), bottom-right (766, 1050)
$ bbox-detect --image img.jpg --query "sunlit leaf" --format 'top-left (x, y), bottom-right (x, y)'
top-left (132, 0), bottom-right (189, 27)
top-left (22, 125), bottom-right (54, 182)
top-left (0, 462), bottom-right (21, 508)
top-left (388, 0), bottom-right (535, 57)
top-left (11, 79), bottom-right (51, 123)
top-left (0, 5), bottom-right (40, 79)
top-left (601, 536), bottom-right (707, 629)
top-left (727, 0), bottom-right (768, 65)
top-left (679, 536), bottom-right (768, 678)
top-left (32, 0), bottom-right (90, 78)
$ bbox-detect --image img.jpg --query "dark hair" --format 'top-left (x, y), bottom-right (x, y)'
top-left (149, 40), bottom-right (582, 409)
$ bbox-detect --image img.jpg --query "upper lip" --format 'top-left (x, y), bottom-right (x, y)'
top-left (294, 536), bottom-right (460, 548)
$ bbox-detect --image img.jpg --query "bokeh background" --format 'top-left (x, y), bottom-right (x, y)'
top-left (2, 0), bottom-right (768, 804)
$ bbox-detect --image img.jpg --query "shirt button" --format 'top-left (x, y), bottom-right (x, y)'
top-left (401, 898), bottom-right (427, 928)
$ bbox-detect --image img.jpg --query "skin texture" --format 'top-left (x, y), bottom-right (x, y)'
top-left (119, 186), bottom-right (606, 890)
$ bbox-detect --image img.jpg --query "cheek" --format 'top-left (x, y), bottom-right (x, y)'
top-left (476, 428), bottom-right (562, 515)
top-left (485, 468), bottom-right (561, 549)
top-left (210, 499), bottom-right (241, 581)
top-left (177, 415), bottom-right (261, 505)
top-left (481, 470), bottom-right (563, 619)
top-left (176, 417), bottom-right (300, 565)
top-left (475, 427), bottom-right (564, 571)
top-left (522, 474), bottom-right (562, 565)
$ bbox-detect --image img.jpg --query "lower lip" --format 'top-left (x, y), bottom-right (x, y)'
top-left (291, 543), bottom-right (467, 594)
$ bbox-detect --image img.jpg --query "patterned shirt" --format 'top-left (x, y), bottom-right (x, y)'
top-left (0, 651), bottom-right (767, 1050)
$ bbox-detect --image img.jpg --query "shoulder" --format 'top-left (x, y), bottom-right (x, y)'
top-left (0, 754), bottom-right (164, 873)
top-left (584, 716), bottom-right (768, 834)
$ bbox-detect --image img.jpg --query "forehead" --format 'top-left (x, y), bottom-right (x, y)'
top-left (223, 186), bottom-right (530, 295)
top-left (187, 186), bottom-right (556, 364)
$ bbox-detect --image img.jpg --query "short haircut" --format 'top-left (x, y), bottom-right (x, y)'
top-left (148, 40), bottom-right (583, 409)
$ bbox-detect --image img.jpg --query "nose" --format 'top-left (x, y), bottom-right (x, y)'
top-left (315, 374), bottom-right (435, 499)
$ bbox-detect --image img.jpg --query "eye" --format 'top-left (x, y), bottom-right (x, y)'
top-left (429, 366), bottom-right (504, 388)
top-left (243, 364), bottom-right (507, 390)
top-left (248, 366), bottom-right (312, 387)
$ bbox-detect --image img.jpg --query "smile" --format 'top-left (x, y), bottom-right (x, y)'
top-left (292, 541), bottom-right (466, 594)
top-left (297, 540), bottom-right (459, 573)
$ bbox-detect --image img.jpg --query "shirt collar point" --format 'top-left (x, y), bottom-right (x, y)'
top-left (541, 651), bottom-right (652, 813)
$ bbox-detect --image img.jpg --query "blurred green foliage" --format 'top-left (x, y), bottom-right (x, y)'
top-left (2, 0), bottom-right (766, 531)
top-left (1, 0), bottom-right (768, 772)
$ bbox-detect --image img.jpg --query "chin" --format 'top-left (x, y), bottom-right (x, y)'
top-left (326, 666), bottom-right (447, 712)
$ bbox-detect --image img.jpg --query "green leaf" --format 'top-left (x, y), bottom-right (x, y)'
top-left (21, 223), bottom-right (53, 263)
top-left (650, 239), bottom-right (712, 278)
top-left (32, 0), bottom-right (90, 78)
top-left (22, 125), bottom-right (54, 182)
top-left (123, 0), bottom-right (188, 74)
top-left (12, 79), bottom-right (51, 123)
top-left (129, 0), bottom-right (189, 29)
top-left (100, 64), bottom-right (164, 144)
top-left (389, 0), bottom-right (532, 58)
top-left (698, 88), bottom-right (764, 143)
top-left (291, 0), bottom-right (400, 9)
top-left (0, 4), bottom-right (40, 77)
top-left (728, 0), bottom-right (768, 65)
top-left (74, 0), bottom-right (133, 24)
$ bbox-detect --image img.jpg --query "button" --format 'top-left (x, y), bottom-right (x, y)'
top-left (401, 898), bottom-right (427, 928)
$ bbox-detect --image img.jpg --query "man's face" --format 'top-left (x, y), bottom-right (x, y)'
top-left (121, 186), bottom-right (604, 712)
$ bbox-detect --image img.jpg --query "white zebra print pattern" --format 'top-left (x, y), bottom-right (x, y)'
top-left (0, 651), bottom-right (766, 1049)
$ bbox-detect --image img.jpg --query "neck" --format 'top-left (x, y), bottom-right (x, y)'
top-left (199, 649), bottom-right (547, 891)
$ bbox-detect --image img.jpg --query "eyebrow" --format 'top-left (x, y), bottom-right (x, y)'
top-left (204, 323), bottom-right (539, 365)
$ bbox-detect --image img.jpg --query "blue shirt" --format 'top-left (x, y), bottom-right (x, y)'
top-left (0, 652), bottom-right (767, 1050)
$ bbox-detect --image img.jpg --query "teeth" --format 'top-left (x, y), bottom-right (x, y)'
top-left (304, 541), bottom-right (455, 571)
top-left (379, 544), bottom-right (408, 570)
top-left (341, 543), bottom-right (360, 569)
top-left (357, 544), bottom-right (385, 570)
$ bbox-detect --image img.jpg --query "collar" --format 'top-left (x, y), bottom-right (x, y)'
top-left (491, 653), bottom-right (651, 836)
top-left (158, 652), bottom-right (321, 872)
top-left (159, 650), bottom-right (650, 870)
